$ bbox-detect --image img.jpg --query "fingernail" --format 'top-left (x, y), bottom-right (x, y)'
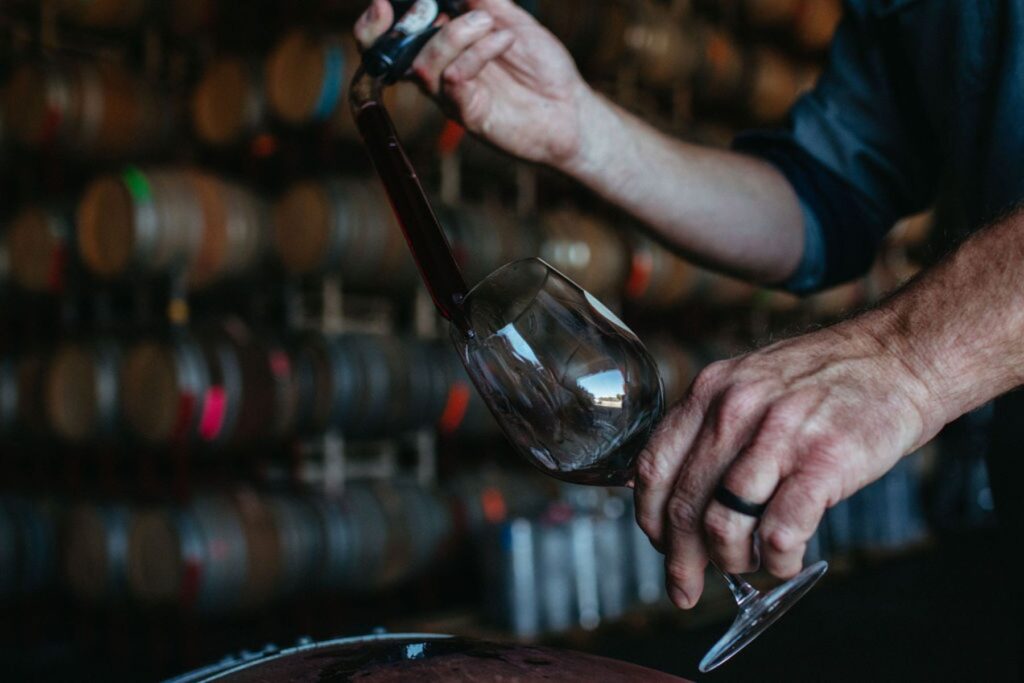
top-left (465, 10), bottom-right (492, 26)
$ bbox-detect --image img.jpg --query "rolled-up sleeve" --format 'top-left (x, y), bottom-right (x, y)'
top-left (734, 2), bottom-right (937, 293)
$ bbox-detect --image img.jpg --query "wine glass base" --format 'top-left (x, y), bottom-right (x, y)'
top-left (699, 560), bottom-right (829, 673)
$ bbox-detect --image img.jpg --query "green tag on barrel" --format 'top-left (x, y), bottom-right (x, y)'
top-left (122, 165), bottom-right (153, 203)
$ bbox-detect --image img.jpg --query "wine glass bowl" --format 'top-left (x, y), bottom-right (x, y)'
top-left (451, 257), bottom-right (665, 485)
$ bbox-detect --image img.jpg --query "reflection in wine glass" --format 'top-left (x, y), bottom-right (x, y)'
top-left (451, 257), bottom-right (827, 672)
top-left (453, 258), bottom-right (664, 486)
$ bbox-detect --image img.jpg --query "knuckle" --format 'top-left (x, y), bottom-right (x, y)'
top-left (716, 383), bottom-right (760, 429)
top-left (635, 448), bottom-right (670, 489)
top-left (763, 400), bottom-right (801, 435)
top-left (762, 525), bottom-right (799, 556)
top-left (703, 509), bottom-right (741, 547)
top-left (666, 495), bottom-right (700, 533)
top-left (691, 362), bottom-right (727, 400)
top-left (441, 65), bottom-right (462, 89)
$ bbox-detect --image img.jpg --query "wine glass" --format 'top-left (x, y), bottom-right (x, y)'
top-left (451, 257), bottom-right (828, 672)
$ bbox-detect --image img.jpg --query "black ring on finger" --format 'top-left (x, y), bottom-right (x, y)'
top-left (713, 483), bottom-right (767, 518)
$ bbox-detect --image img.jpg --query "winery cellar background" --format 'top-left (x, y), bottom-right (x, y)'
top-left (0, 1), bottom-right (1004, 681)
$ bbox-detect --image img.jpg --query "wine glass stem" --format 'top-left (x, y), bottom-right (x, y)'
top-left (718, 566), bottom-right (759, 609)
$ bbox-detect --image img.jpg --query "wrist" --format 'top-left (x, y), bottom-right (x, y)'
top-left (558, 85), bottom-right (621, 181)
top-left (848, 294), bottom-right (1014, 440)
top-left (833, 308), bottom-right (948, 444)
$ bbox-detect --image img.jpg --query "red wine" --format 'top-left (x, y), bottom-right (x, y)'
top-left (352, 90), bottom-right (472, 335)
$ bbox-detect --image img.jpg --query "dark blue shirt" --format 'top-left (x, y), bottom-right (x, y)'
top-left (736, 0), bottom-right (1024, 291)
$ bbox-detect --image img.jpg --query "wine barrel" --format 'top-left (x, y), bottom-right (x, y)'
top-left (808, 278), bottom-right (867, 318)
top-left (266, 31), bottom-right (355, 126)
top-left (539, 209), bottom-right (629, 297)
top-left (793, 0), bottom-right (843, 52)
top-left (625, 234), bottom-right (704, 309)
top-left (299, 332), bottom-right (469, 440)
top-left (702, 270), bottom-right (758, 306)
top-left (889, 210), bottom-right (934, 247)
top-left (0, 503), bottom-right (14, 596)
top-left (78, 168), bottom-right (265, 288)
top-left (446, 470), bottom-right (553, 536)
top-left (867, 249), bottom-right (921, 300)
top-left (16, 350), bottom-right (49, 438)
top-left (45, 338), bottom-right (122, 442)
top-left (0, 497), bottom-right (58, 596)
top-left (3, 61), bottom-right (168, 156)
top-left (0, 357), bottom-right (17, 435)
top-left (441, 203), bottom-right (538, 287)
top-left (62, 502), bottom-right (131, 602)
top-left (292, 332), bottom-right (334, 436)
top-left (195, 174), bottom-right (268, 287)
top-left (334, 334), bottom-right (409, 437)
top-left (623, 3), bottom-right (700, 89)
top-left (207, 321), bottom-right (292, 444)
top-left (55, 0), bottom-right (146, 28)
top-left (366, 479), bottom-right (454, 589)
top-left (128, 495), bottom-right (249, 613)
top-left (121, 328), bottom-right (296, 447)
top-left (742, 0), bottom-right (802, 29)
top-left (754, 287), bottom-right (803, 312)
top-left (329, 74), bottom-right (438, 143)
top-left (192, 56), bottom-right (265, 147)
top-left (532, 0), bottom-right (605, 65)
top-left (314, 487), bottom-right (386, 592)
top-left (0, 233), bottom-right (10, 291)
top-left (747, 48), bottom-right (801, 122)
top-left (241, 333), bottom-right (299, 440)
top-left (4, 206), bottom-right (73, 294)
top-left (438, 345), bottom-right (498, 438)
top-left (692, 26), bottom-right (746, 105)
top-left (166, 633), bottom-right (690, 682)
top-left (647, 337), bottom-right (703, 405)
top-left (272, 178), bottom-right (417, 289)
top-left (230, 488), bottom-right (283, 608)
top-left (77, 167), bottom-right (203, 281)
top-left (169, 0), bottom-right (218, 35)
top-left (120, 333), bottom-right (243, 445)
top-left (315, 481), bottom-right (452, 594)
top-left (265, 495), bottom-right (322, 598)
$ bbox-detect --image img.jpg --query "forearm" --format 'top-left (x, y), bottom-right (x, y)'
top-left (562, 88), bottom-right (806, 284)
top-left (853, 206), bottom-right (1024, 434)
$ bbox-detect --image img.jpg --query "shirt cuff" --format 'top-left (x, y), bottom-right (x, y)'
top-left (782, 199), bottom-right (827, 294)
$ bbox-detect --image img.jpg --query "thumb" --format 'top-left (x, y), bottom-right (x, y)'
top-left (354, 0), bottom-right (395, 51)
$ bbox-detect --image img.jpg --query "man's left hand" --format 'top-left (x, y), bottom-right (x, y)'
top-left (634, 319), bottom-right (939, 609)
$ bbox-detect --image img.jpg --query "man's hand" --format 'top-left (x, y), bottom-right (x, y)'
top-left (634, 319), bottom-right (942, 609)
top-left (354, 0), bottom-right (592, 169)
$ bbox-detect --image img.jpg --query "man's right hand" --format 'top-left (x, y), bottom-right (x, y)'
top-left (354, 0), bottom-right (593, 170)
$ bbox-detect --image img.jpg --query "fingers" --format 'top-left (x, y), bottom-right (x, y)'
top-left (703, 403), bottom-right (801, 573)
top-left (354, 0), bottom-right (394, 50)
top-left (411, 10), bottom-right (496, 94)
top-left (661, 384), bottom-right (771, 608)
top-left (442, 28), bottom-right (515, 89)
top-left (466, 0), bottom-right (537, 25)
top-left (633, 371), bottom-right (716, 552)
top-left (758, 463), bottom-right (837, 578)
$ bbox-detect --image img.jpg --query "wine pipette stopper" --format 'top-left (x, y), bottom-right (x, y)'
top-left (364, 0), bottom-right (468, 83)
